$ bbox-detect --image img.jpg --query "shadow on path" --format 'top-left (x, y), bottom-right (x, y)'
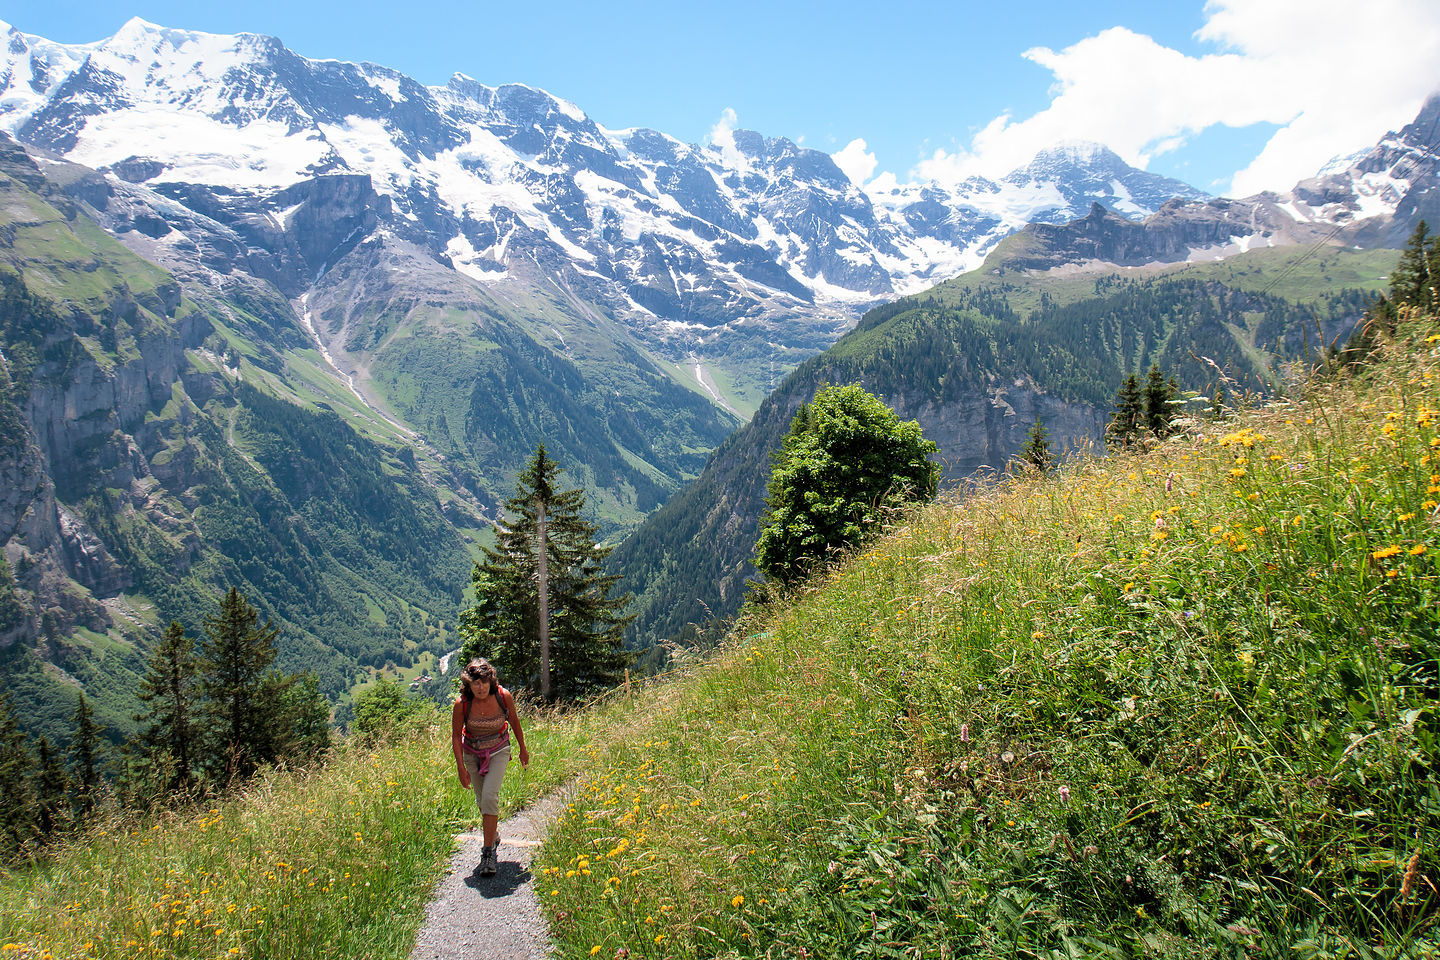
top-left (464, 861), bottom-right (532, 898)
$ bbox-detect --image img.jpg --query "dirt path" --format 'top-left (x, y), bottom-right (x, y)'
top-left (409, 790), bottom-right (570, 960)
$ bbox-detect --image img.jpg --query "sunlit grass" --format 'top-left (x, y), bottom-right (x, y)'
top-left (539, 319), bottom-right (1440, 959)
top-left (0, 700), bottom-right (617, 960)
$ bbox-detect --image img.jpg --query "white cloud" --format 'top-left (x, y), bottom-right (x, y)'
top-left (706, 107), bottom-right (749, 172)
top-left (832, 138), bottom-right (878, 186)
top-left (914, 0), bottom-right (1440, 196)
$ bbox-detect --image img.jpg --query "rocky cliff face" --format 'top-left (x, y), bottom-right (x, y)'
top-left (0, 287), bottom-right (132, 648)
top-left (893, 379), bottom-right (1108, 480)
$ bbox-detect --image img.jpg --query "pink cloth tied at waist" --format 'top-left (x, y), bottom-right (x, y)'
top-left (462, 730), bottom-right (510, 776)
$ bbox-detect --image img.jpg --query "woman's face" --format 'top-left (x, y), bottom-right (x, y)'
top-left (467, 676), bottom-right (492, 694)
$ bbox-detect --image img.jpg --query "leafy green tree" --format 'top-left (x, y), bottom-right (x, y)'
top-left (0, 692), bottom-right (35, 858)
top-left (198, 588), bottom-right (278, 779)
top-left (253, 671), bottom-right (332, 764)
top-left (134, 621), bottom-right (201, 791)
top-left (1019, 416), bottom-right (1053, 473)
top-left (754, 384), bottom-right (939, 587)
top-left (352, 675), bottom-right (430, 742)
top-left (1106, 373), bottom-right (1145, 449)
top-left (69, 692), bottom-right (101, 817)
top-left (460, 445), bottom-right (633, 702)
top-left (33, 736), bottom-right (71, 838)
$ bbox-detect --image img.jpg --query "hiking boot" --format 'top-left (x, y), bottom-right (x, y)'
top-left (480, 844), bottom-right (497, 876)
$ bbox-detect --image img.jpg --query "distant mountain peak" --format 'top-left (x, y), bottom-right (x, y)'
top-left (1026, 140), bottom-right (1117, 166)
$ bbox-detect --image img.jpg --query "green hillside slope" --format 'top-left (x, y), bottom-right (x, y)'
top-left (0, 142), bottom-right (473, 746)
top-left (547, 315), bottom-right (1439, 957)
top-left (610, 247), bottom-right (1395, 650)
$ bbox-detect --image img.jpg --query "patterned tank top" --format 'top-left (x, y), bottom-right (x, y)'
top-left (464, 693), bottom-right (508, 752)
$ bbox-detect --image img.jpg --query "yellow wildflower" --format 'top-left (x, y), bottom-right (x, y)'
top-left (1373, 545), bottom-right (1403, 559)
top-left (1409, 545), bottom-right (1427, 556)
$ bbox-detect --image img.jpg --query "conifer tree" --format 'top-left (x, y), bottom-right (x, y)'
top-left (69, 692), bottom-right (101, 816)
top-left (459, 444), bottom-right (633, 702)
top-left (0, 692), bottom-right (35, 857)
top-left (1390, 220), bottom-right (1432, 310)
top-left (1019, 416), bottom-right (1053, 473)
top-left (253, 671), bottom-right (332, 764)
top-left (1144, 364), bottom-right (1178, 439)
top-left (1106, 374), bottom-right (1145, 449)
top-left (198, 589), bottom-right (278, 779)
top-left (134, 621), bottom-right (200, 791)
top-left (33, 736), bottom-right (71, 838)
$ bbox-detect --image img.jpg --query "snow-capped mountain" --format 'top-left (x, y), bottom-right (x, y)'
top-left (0, 20), bottom-right (1208, 370)
top-left (983, 95), bottom-right (1440, 273)
top-left (0, 18), bottom-right (1432, 409)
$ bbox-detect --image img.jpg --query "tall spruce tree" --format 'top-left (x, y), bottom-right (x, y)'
top-left (459, 445), bottom-right (633, 702)
top-left (198, 589), bottom-right (278, 779)
top-left (69, 692), bottom-right (101, 816)
top-left (0, 692), bottom-right (35, 858)
top-left (1019, 416), bottom-right (1053, 473)
top-left (1106, 373), bottom-right (1145, 449)
top-left (33, 736), bottom-right (71, 838)
top-left (1390, 220), bottom-right (1432, 311)
top-left (1353, 221), bottom-right (1436, 364)
top-left (134, 621), bottom-right (201, 791)
top-left (1144, 364), bottom-right (1179, 440)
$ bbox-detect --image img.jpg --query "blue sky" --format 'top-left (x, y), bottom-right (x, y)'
top-left (5, 0), bottom-right (1439, 196)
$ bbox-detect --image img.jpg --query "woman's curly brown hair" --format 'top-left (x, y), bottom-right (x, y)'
top-left (460, 658), bottom-right (498, 701)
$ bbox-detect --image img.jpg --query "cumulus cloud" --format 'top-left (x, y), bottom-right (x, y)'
top-left (832, 138), bottom-right (878, 186)
top-left (915, 0), bottom-right (1440, 196)
top-left (707, 107), bottom-right (749, 171)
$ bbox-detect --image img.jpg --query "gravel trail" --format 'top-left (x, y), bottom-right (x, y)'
top-left (409, 790), bottom-right (570, 960)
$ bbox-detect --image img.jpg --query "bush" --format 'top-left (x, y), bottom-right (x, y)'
top-left (351, 676), bottom-right (435, 743)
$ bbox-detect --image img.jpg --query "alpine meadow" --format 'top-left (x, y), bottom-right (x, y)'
top-left (0, 9), bottom-right (1438, 960)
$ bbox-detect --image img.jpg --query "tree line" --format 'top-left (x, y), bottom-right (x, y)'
top-left (0, 586), bottom-right (329, 861)
top-left (1350, 220), bottom-right (1440, 361)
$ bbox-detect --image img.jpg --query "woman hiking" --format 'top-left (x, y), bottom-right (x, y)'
top-left (452, 658), bottom-right (529, 875)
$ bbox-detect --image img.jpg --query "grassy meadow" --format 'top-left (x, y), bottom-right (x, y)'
top-left (0, 708), bottom-right (620, 959)
top-left (536, 319), bottom-right (1439, 959)
top-left (2, 319), bottom-right (1437, 959)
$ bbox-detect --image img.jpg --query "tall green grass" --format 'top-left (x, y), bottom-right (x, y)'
top-left (0, 706), bottom-right (610, 959)
top-left (538, 322), bottom-right (1440, 958)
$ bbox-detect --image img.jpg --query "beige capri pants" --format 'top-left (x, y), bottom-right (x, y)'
top-left (462, 743), bottom-right (511, 817)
